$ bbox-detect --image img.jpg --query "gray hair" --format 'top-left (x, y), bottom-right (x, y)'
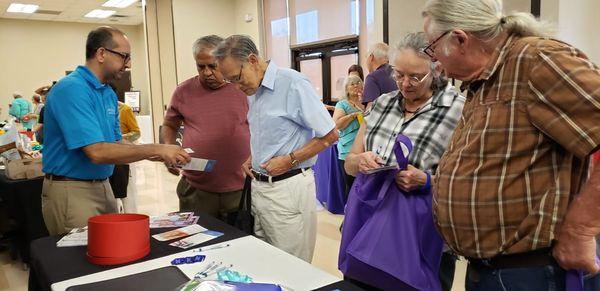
top-left (212, 35), bottom-right (259, 62)
top-left (423, 0), bottom-right (554, 40)
top-left (192, 35), bottom-right (223, 56)
top-left (341, 75), bottom-right (363, 101)
top-left (368, 43), bottom-right (390, 62)
top-left (390, 32), bottom-right (448, 91)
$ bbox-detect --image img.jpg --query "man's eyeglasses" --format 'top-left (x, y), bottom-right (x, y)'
top-left (225, 63), bottom-right (244, 84)
top-left (422, 31), bottom-right (450, 59)
top-left (392, 70), bottom-right (431, 87)
top-left (104, 47), bottom-right (131, 64)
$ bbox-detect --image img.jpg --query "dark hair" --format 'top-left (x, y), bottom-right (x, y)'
top-left (347, 64), bottom-right (364, 80)
top-left (85, 26), bottom-right (125, 60)
top-left (32, 95), bottom-right (41, 103)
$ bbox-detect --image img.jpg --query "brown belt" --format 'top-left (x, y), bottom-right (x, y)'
top-left (45, 174), bottom-right (106, 183)
top-left (466, 247), bottom-right (555, 269)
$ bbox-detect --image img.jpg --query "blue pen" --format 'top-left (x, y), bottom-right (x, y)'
top-left (170, 255), bottom-right (205, 265)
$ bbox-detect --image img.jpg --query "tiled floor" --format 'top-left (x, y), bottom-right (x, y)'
top-left (0, 160), bottom-right (466, 290)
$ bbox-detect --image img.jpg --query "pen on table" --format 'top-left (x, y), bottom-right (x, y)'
top-left (192, 243), bottom-right (231, 253)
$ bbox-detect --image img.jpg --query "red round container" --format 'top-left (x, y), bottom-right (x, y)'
top-left (87, 213), bottom-right (150, 265)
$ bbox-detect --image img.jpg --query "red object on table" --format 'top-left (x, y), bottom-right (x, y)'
top-left (87, 213), bottom-right (150, 266)
top-left (19, 130), bottom-right (34, 140)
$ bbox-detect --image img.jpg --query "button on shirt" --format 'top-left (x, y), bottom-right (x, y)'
top-left (249, 61), bottom-right (335, 174)
top-left (42, 66), bottom-right (121, 179)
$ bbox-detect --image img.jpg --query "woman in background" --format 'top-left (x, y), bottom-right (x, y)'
top-left (333, 74), bottom-right (364, 201)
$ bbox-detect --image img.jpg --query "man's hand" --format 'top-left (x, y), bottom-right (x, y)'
top-left (357, 151), bottom-right (384, 174)
top-left (395, 164), bottom-right (427, 192)
top-left (156, 144), bottom-right (191, 167)
top-left (241, 156), bottom-right (254, 179)
top-left (165, 164), bottom-right (181, 176)
top-left (553, 224), bottom-right (600, 274)
top-left (261, 155), bottom-right (292, 176)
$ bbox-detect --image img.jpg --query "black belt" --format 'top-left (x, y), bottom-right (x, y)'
top-left (466, 247), bottom-right (555, 269)
top-left (251, 168), bottom-right (310, 182)
top-left (45, 174), bottom-right (106, 183)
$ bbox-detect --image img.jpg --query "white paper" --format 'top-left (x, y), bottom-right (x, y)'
top-left (56, 227), bottom-right (88, 247)
top-left (169, 230), bottom-right (224, 249)
top-left (152, 224), bottom-right (207, 241)
top-left (180, 158), bottom-right (216, 172)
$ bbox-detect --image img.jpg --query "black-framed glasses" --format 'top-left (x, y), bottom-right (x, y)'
top-left (104, 47), bottom-right (131, 63)
top-left (226, 63), bottom-right (244, 83)
top-left (392, 70), bottom-right (431, 87)
top-left (422, 31), bottom-right (450, 59)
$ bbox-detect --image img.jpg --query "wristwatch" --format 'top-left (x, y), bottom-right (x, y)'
top-left (289, 152), bottom-right (299, 168)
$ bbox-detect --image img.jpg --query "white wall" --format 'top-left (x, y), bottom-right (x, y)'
top-left (171, 0), bottom-right (263, 83)
top-left (0, 19), bottom-right (150, 120)
top-left (172, 0), bottom-right (236, 82)
top-left (555, 0), bottom-right (600, 64)
top-left (235, 0), bottom-right (261, 46)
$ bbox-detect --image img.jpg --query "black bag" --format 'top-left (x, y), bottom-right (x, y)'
top-left (229, 176), bottom-right (254, 235)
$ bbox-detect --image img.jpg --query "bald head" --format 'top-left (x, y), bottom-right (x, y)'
top-left (367, 42), bottom-right (390, 72)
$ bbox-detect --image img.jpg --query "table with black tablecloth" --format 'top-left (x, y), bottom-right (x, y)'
top-left (0, 169), bottom-right (48, 263)
top-left (29, 212), bottom-right (362, 291)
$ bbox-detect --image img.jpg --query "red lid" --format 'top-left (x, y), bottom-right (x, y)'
top-left (87, 213), bottom-right (150, 265)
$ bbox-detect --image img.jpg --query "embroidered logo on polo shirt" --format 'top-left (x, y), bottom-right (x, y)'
top-left (107, 107), bottom-right (116, 115)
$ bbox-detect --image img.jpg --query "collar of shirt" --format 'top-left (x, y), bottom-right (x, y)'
top-left (460, 34), bottom-right (516, 92)
top-left (259, 61), bottom-right (277, 93)
top-left (76, 65), bottom-right (107, 90)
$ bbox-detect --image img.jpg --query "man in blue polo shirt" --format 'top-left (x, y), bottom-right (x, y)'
top-left (42, 26), bottom-right (191, 235)
top-left (214, 35), bottom-right (338, 262)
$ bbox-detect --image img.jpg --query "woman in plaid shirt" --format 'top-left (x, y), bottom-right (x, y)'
top-left (343, 32), bottom-right (465, 290)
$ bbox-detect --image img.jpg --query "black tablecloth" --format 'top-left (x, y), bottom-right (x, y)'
top-left (0, 169), bottom-right (48, 263)
top-left (29, 212), bottom-right (247, 291)
top-left (29, 211), bottom-right (363, 291)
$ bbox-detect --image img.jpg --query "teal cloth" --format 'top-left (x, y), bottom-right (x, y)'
top-left (335, 100), bottom-right (361, 160)
top-left (9, 98), bottom-right (34, 129)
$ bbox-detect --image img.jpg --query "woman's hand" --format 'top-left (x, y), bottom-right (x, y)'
top-left (395, 165), bottom-right (427, 192)
top-left (357, 151), bottom-right (385, 174)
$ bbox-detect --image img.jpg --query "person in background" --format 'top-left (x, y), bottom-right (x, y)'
top-left (423, 0), bottom-right (600, 289)
top-left (9, 92), bottom-right (34, 130)
top-left (343, 32), bottom-right (465, 290)
top-left (362, 43), bottom-right (398, 107)
top-left (109, 98), bottom-right (142, 213)
top-left (42, 26), bottom-right (190, 235)
top-left (333, 74), bottom-right (364, 201)
top-left (32, 84), bottom-right (53, 143)
top-left (347, 64), bottom-right (364, 81)
top-left (161, 35), bottom-right (250, 222)
top-left (214, 35), bottom-right (338, 262)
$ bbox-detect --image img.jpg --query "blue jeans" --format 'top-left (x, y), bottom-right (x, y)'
top-left (466, 263), bottom-right (566, 291)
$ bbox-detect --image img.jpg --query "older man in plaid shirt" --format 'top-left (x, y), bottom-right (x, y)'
top-left (423, 0), bottom-right (600, 290)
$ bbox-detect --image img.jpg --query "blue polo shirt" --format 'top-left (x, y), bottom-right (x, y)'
top-left (42, 66), bottom-right (121, 179)
top-left (249, 61), bottom-right (335, 174)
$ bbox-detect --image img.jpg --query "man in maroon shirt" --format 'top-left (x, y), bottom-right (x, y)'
top-left (160, 35), bottom-right (250, 221)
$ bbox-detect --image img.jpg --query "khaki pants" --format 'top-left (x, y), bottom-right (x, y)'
top-left (176, 178), bottom-right (242, 221)
top-left (41, 178), bottom-right (118, 235)
top-left (251, 169), bottom-right (317, 262)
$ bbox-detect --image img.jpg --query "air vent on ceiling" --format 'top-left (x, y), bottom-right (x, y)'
top-left (111, 14), bottom-right (128, 18)
top-left (35, 9), bottom-right (61, 15)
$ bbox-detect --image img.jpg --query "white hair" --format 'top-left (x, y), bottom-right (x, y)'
top-left (368, 43), bottom-right (390, 62)
top-left (192, 35), bottom-right (223, 56)
top-left (423, 0), bottom-right (554, 41)
top-left (340, 75), bottom-right (363, 101)
top-left (389, 32), bottom-right (447, 92)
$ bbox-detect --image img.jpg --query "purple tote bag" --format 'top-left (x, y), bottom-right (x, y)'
top-left (339, 134), bottom-right (444, 290)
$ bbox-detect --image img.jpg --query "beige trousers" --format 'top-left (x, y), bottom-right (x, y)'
top-left (251, 169), bottom-right (317, 262)
top-left (41, 178), bottom-right (118, 235)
